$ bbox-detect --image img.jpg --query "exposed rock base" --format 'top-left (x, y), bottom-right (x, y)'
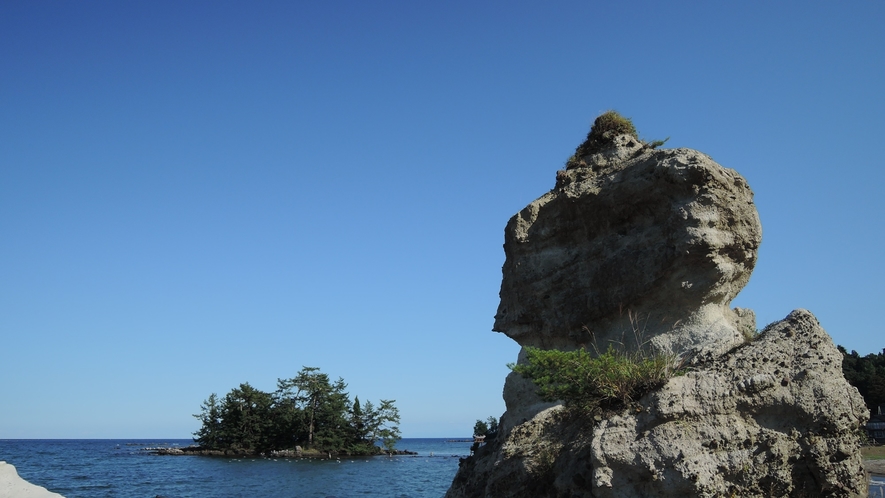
top-left (447, 310), bottom-right (869, 497)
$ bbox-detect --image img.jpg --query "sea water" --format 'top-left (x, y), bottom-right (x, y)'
top-left (2, 439), bottom-right (883, 497)
top-left (0, 438), bottom-right (473, 497)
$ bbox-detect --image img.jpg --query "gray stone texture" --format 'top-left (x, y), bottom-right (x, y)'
top-left (494, 134), bottom-right (761, 358)
top-left (448, 310), bottom-right (869, 497)
top-left (448, 136), bottom-right (869, 497)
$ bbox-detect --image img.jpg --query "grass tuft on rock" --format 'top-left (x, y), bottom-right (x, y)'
top-left (575, 111), bottom-right (638, 157)
top-left (565, 111), bottom-right (669, 169)
top-left (509, 345), bottom-right (683, 412)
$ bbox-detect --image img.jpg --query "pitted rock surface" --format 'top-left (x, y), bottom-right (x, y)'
top-left (447, 310), bottom-right (869, 498)
top-left (447, 134), bottom-right (868, 497)
top-left (494, 135), bottom-right (762, 358)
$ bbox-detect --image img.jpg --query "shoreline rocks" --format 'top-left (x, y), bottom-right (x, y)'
top-left (0, 461), bottom-right (64, 498)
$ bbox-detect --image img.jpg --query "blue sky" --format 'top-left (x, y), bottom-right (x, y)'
top-left (1, 1), bottom-right (883, 438)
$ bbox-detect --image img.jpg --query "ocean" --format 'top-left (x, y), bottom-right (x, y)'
top-left (3, 439), bottom-right (884, 497)
top-left (0, 438), bottom-right (472, 497)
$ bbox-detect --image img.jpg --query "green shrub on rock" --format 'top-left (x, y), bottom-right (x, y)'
top-left (509, 345), bottom-right (683, 411)
top-left (565, 111), bottom-right (669, 169)
top-left (574, 110), bottom-right (638, 158)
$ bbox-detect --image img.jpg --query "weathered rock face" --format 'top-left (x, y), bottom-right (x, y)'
top-left (495, 134), bottom-right (761, 357)
top-left (495, 135), bottom-right (763, 427)
top-left (447, 135), bottom-right (869, 497)
top-left (447, 310), bottom-right (870, 497)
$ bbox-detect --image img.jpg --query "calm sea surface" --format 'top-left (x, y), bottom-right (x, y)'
top-left (3, 439), bottom-right (883, 497)
top-left (0, 438), bottom-right (473, 497)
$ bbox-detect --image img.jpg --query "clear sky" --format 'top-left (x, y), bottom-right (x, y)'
top-left (1, 1), bottom-right (883, 439)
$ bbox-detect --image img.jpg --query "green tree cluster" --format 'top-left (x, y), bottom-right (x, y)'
top-left (839, 346), bottom-right (885, 415)
top-left (473, 416), bottom-right (498, 439)
top-left (193, 367), bottom-right (400, 455)
top-left (470, 416), bottom-right (499, 455)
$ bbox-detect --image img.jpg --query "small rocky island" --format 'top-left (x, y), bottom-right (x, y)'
top-left (447, 113), bottom-right (869, 497)
top-left (148, 445), bottom-right (416, 457)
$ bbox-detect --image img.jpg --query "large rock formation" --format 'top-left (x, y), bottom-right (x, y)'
top-left (447, 126), bottom-right (869, 497)
top-left (495, 134), bottom-right (760, 357)
top-left (497, 133), bottom-right (764, 429)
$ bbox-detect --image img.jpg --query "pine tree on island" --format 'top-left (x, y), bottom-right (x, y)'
top-left (193, 366), bottom-right (401, 456)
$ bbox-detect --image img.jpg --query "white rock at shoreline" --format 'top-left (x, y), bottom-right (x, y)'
top-left (0, 461), bottom-right (64, 498)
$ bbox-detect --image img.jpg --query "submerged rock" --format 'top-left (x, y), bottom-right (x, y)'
top-left (448, 124), bottom-right (868, 497)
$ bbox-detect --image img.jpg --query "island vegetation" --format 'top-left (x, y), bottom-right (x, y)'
top-left (192, 366), bottom-right (401, 456)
